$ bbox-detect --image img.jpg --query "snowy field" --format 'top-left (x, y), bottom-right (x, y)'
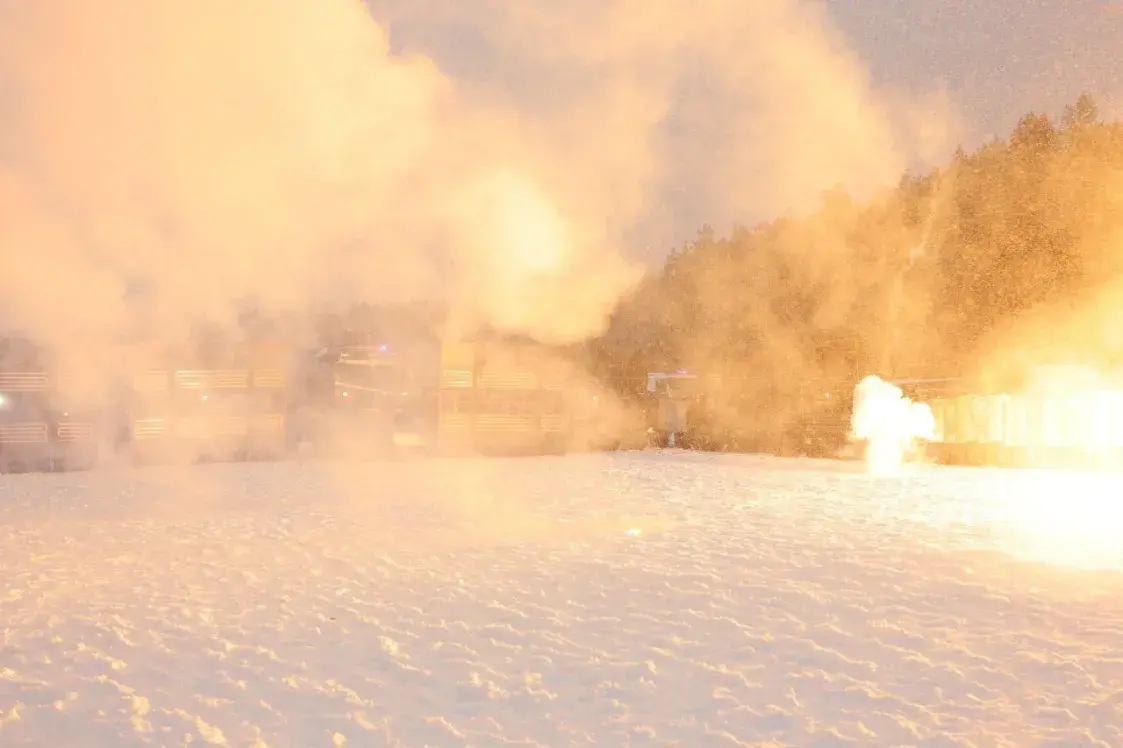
top-left (3, 451), bottom-right (1123, 747)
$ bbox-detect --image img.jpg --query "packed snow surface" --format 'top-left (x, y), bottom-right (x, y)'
top-left (3, 451), bottom-right (1123, 746)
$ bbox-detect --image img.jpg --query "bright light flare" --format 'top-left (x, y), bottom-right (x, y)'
top-left (851, 374), bottom-right (934, 477)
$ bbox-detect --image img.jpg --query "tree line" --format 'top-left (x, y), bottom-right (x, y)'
top-left (590, 94), bottom-right (1123, 400)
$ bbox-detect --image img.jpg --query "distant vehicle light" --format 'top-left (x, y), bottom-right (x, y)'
top-left (379, 345), bottom-right (389, 352)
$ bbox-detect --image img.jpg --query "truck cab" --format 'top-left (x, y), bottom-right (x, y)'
top-left (0, 338), bottom-right (99, 472)
top-left (289, 343), bottom-right (431, 456)
top-left (124, 339), bottom-right (289, 464)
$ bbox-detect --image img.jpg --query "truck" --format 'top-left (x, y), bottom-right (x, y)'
top-left (122, 338), bottom-right (289, 464)
top-left (289, 342), bottom-right (433, 457)
top-left (794, 377), bottom-right (856, 457)
top-left (0, 337), bottom-right (100, 472)
top-left (644, 371), bottom-right (699, 448)
top-left (290, 335), bottom-right (621, 458)
top-left (909, 375), bottom-right (1123, 469)
top-left (434, 340), bottom-right (572, 456)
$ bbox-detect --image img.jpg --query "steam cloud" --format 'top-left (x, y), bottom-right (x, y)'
top-left (0, 0), bottom-right (959, 361)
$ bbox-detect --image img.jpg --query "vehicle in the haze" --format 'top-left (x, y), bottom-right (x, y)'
top-left (793, 336), bottom-right (864, 457)
top-left (645, 371), bottom-right (699, 448)
top-left (635, 367), bottom-right (855, 457)
top-left (794, 377), bottom-right (857, 458)
top-left (290, 342), bottom-right (433, 457)
top-left (290, 334), bottom-right (632, 458)
top-left (122, 338), bottom-right (289, 464)
top-left (0, 337), bottom-right (99, 472)
top-left (870, 376), bottom-right (981, 465)
top-left (435, 339), bottom-right (574, 456)
top-left (911, 374), bottom-right (1123, 469)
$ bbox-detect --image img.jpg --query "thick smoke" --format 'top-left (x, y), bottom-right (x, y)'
top-left (376, 0), bottom-right (957, 235)
top-left (0, 0), bottom-right (967, 543)
top-left (0, 0), bottom-right (958, 362)
top-left (0, 0), bottom-right (629, 354)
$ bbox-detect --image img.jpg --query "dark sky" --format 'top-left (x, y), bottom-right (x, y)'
top-left (827, 0), bottom-right (1123, 144)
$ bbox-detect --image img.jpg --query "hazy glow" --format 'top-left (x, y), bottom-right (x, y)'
top-left (977, 470), bottom-right (1123, 571)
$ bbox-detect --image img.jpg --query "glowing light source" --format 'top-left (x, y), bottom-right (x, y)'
top-left (851, 375), bottom-right (935, 477)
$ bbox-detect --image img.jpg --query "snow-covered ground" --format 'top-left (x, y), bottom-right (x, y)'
top-left (3, 451), bottom-right (1123, 747)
